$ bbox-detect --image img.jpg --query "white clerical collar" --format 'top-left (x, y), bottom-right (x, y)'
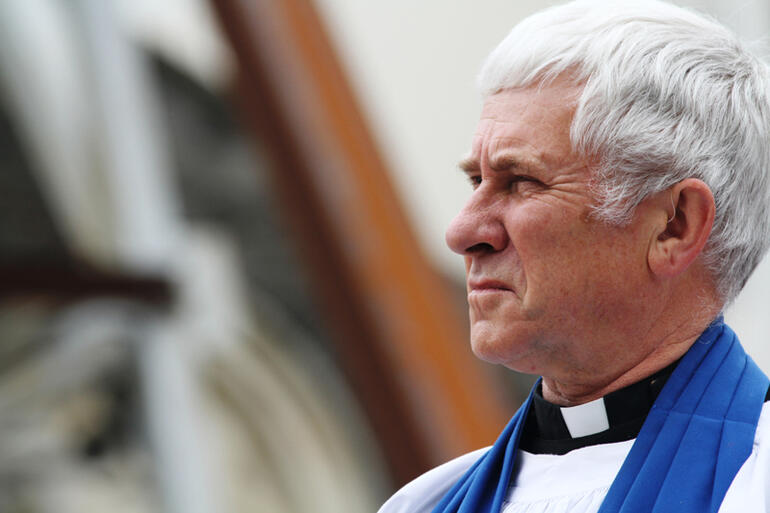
top-left (559, 397), bottom-right (610, 438)
top-left (520, 360), bottom-right (680, 455)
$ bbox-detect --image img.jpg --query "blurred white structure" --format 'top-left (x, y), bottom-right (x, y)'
top-left (0, 1), bottom-right (389, 511)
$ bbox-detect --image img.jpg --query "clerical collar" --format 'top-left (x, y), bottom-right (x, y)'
top-left (519, 360), bottom-right (679, 455)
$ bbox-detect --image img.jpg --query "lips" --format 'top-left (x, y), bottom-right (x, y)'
top-left (467, 279), bottom-right (512, 292)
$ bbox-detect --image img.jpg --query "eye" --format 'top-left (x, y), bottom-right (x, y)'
top-left (467, 174), bottom-right (482, 189)
top-left (510, 175), bottom-right (541, 192)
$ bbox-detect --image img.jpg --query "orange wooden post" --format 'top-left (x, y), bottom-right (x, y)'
top-left (211, 0), bottom-right (509, 485)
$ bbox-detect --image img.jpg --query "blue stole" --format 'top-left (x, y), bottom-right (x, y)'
top-left (431, 320), bottom-right (769, 513)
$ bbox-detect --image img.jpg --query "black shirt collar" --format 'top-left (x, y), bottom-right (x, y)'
top-left (519, 360), bottom-right (678, 455)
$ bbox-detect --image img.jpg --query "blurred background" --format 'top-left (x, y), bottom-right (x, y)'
top-left (0, 0), bottom-right (767, 512)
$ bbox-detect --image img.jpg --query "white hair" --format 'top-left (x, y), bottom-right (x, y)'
top-left (479, 0), bottom-right (770, 304)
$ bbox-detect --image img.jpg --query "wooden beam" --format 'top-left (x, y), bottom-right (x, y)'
top-left (211, 0), bottom-right (509, 485)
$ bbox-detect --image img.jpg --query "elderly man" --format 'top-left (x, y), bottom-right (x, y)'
top-left (379, 1), bottom-right (770, 512)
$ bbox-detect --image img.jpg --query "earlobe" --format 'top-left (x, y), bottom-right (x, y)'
top-left (648, 179), bottom-right (715, 279)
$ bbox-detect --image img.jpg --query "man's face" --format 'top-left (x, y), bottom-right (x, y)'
top-left (445, 83), bottom-right (657, 382)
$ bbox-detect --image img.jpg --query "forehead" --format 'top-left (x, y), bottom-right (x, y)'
top-left (469, 84), bottom-right (582, 173)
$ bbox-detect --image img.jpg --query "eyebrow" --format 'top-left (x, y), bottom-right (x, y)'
top-left (457, 152), bottom-right (535, 175)
top-left (458, 154), bottom-right (479, 174)
top-left (489, 153), bottom-right (530, 173)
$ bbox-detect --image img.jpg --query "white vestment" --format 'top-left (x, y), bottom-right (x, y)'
top-left (379, 403), bottom-right (770, 513)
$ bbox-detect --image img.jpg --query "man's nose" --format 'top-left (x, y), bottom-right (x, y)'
top-left (445, 193), bottom-right (508, 255)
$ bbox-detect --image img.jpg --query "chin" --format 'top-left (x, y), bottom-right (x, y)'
top-left (469, 324), bottom-right (542, 374)
top-left (471, 331), bottom-right (519, 365)
top-left (470, 337), bottom-right (502, 364)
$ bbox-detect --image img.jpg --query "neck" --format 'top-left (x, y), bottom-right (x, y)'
top-left (542, 334), bottom-right (695, 406)
top-left (542, 295), bottom-right (722, 406)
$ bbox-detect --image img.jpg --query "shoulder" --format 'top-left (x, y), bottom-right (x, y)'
top-left (720, 402), bottom-right (770, 512)
top-left (377, 448), bottom-right (489, 513)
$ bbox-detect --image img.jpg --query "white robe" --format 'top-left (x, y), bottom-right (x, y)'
top-left (379, 403), bottom-right (770, 513)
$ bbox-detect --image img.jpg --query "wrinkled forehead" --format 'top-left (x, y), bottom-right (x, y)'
top-left (467, 84), bottom-right (582, 172)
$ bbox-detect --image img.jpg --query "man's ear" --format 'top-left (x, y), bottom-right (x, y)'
top-left (648, 178), bottom-right (715, 278)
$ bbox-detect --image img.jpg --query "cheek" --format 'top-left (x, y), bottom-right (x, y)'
top-left (505, 206), bottom-right (579, 280)
top-left (505, 202), bottom-right (570, 249)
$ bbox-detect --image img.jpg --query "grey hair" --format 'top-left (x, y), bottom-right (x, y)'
top-left (479, 0), bottom-right (770, 304)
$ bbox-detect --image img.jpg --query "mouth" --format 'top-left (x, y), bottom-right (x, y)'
top-left (467, 280), bottom-right (513, 293)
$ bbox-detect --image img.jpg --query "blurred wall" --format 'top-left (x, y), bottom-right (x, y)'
top-left (313, 0), bottom-right (770, 368)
